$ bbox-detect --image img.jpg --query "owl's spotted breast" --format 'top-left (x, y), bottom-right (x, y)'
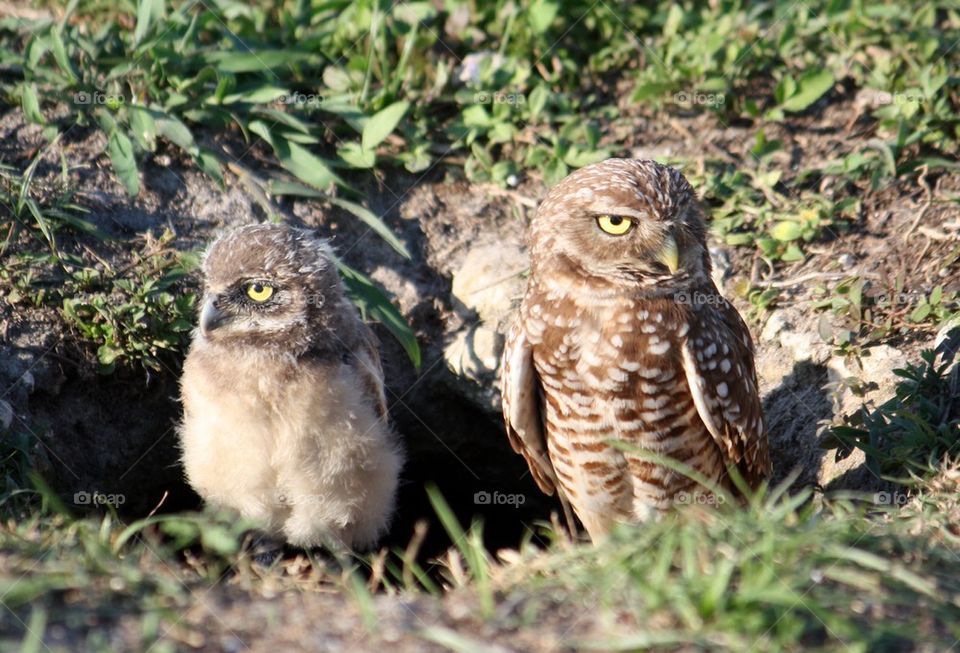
top-left (523, 273), bottom-right (728, 531)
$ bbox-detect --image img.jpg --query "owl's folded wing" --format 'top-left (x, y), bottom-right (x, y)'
top-left (679, 294), bottom-right (771, 488)
top-left (500, 320), bottom-right (557, 494)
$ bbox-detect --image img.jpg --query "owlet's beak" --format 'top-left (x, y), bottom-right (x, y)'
top-left (655, 234), bottom-right (680, 274)
top-left (199, 298), bottom-right (227, 338)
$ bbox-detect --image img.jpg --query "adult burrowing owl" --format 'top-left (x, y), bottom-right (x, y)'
top-left (179, 224), bottom-right (403, 550)
top-left (500, 159), bottom-right (769, 541)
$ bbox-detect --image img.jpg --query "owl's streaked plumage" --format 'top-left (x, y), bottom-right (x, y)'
top-left (501, 159), bottom-right (770, 541)
top-left (179, 224), bottom-right (403, 550)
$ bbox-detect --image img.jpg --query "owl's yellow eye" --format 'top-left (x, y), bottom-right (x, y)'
top-left (596, 215), bottom-right (634, 235)
top-left (246, 283), bottom-right (274, 302)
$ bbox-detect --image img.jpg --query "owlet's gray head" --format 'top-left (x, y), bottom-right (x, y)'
top-left (197, 224), bottom-right (347, 355)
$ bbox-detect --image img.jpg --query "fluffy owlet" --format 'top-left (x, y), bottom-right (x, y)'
top-left (500, 159), bottom-right (770, 541)
top-left (179, 224), bottom-right (403, 550)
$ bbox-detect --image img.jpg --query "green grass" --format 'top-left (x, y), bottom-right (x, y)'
top-left (3, 462), bottom-right (960, 650)
top-left (2, 1), bottom-right (958, 259)
top-left (0, 357), bottom-right (956, 650)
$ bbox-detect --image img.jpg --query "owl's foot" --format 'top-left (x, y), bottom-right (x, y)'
top-left (242, 531), bottom-right (286, 567)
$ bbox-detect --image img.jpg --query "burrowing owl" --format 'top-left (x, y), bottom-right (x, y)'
top-left (500, 159), bottom-right (770, 541)
top-left (179, 224), bottom-right (403, 550)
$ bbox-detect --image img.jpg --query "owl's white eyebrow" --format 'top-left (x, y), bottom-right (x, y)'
top-left (593, 206), bottom-right (646, 219)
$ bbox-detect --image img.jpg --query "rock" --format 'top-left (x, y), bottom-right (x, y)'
top-left (761, 311), bottom-right (789, 343)
top-left (778, 328), bottom-right (827, 365)
top-left (826, 345), bottom-right (908, 417)
top-left (935, 315), bottom-right (960, 366)
top-left (443, 324), bottom-right (504, 413)
top-left (450, 243), bottom-right (527, 324)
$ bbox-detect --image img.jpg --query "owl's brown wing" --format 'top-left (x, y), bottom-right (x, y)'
top-left (353, 323), bottom-right (389, 421)
top-left (500, 319), bottom-right (557, 494)
top-left (680, 292), bottom-right (771, 488)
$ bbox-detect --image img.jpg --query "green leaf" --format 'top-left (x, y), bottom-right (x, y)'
top-left (248, 120), bottom-right (340, 191)
top-left (338, 142), bottom-right (376, 169)
top-left (200, 525), bottom-right (239, 556)
top-left (930, 286), bottom-right (943, 306)
top-left (127, 105), bottom-right (156, 151)
top-left (770, 221), bottom-right (802, 242)
top-left (632, 82), bottom-right (674, 102)
top-left (338, 262), bottom-right (420, 368)
top-left (781, 69), bottom-right (834, 112)
top-left (527, 85), bottom-right (550, 119)
top-left (97, 344), bottom-right (124, 366)
top-left (329, 197), bottom-right (410, 259)
top-left (724, 233), bottom-right (753, 246)
top-left (362, 100), bottom-right (410, 152)
top-left (49, 28), bottom-right (78, 83)
top-left (154, 112), bottom-right (197, 155)
top-left (133, 0), bottom-right (165, 47)
top-left (781, 244), bottom-right (805, 261)
top-left (200, 50), bottom-right (318, 73)
top-left (528, 0), bottom-right (559, 33)
top-left (21, 84), bottom-right (45, 125)
top-left (910, 303), bottom-right (932, 322)
top-left (866, 140), bottom-right (897, 177)
top-left (218, 84), bottom-right (289, 105)
top-left (107, 130), bottom-right (139, 196)
top-left (195, 148), bottom-right (223, 186)
top-left (265, 180), bottom-right (324, 198)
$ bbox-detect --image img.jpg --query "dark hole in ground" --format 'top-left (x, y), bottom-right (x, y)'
top-left (38, 358), bottom-right (560, 564)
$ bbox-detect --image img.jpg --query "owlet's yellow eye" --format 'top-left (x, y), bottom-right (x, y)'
top-left (246, 283), bottom-right (274, 302)
top-left (596, 215), bottom-right (634, 236)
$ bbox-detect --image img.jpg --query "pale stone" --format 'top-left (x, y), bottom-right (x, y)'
top-left (450, 243), bottom-right (528, 324)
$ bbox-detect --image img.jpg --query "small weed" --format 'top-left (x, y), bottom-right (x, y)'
top-left (826, 350), bottom-right (960, 480)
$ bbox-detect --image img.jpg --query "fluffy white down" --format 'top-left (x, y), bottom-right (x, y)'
top-left (179, 343), bottom-right (403, 550)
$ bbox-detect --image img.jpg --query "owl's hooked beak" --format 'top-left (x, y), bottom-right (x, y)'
top-left (199, 298), bottom-right (227, 338)
top-left (655, 234), bottom-right (680, 274)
